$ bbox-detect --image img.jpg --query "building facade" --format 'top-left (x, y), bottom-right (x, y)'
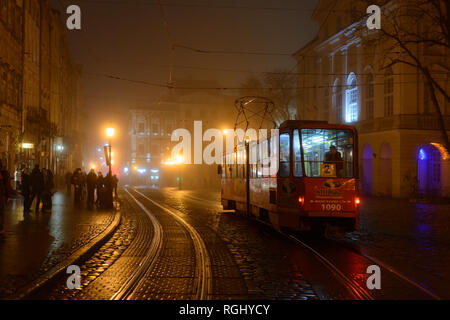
top-left (0, 0), bottom-right (23, 172)
top-left (128, 79), bottom-right (236, 189)
top-left (0, 0), bottom-right (82, 177)
top-left (129, 107), bottom-right (177, 186)
top-left (294, 0), bottom-right (450, 198)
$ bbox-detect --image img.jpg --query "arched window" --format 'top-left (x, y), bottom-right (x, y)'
top-left (332, 79), bottom-right (342, 123)
top-left (345, 73), bottom-right (359, 123)
top-left (365, 73), bottom-right (374, 120)
top-left (384, 67), bottom-right (394, 116)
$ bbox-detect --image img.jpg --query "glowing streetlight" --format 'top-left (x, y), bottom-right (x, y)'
top-left (106, 127), bottom-right (115, 138)
top-left (104, 124), bottom-right (115, 209)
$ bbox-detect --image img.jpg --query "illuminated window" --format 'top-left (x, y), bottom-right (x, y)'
top-left (279, 133), bottom-right (290, 177)
top-left (345, 74), bottom-right (359, 123)
top-left (301, 129), bottom-right (355, 178)
top-left (293, 129), bottom-right (303, 177)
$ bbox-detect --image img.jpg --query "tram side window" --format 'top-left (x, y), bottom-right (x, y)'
top-left (293, 129), bottom-right (303, 177)
top-left (250, 144), bottom-right (257, 178)
top-left (279, 133), bottom-right (290, 177)
top-left (261, 139), bottom-right (269, 178)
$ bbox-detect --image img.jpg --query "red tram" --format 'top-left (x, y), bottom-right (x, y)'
top-left (219, 120), bottom-right (360, 236)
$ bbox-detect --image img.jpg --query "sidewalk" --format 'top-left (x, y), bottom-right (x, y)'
top-left (0, 190), bottom-right (116, 298)
top-left (344, 196), bottom-right (450, 298)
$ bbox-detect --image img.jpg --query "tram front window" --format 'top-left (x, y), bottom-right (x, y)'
top-left (300, 129), bottom-right (354, 178)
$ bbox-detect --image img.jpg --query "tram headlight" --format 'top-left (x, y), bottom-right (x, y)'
top-left (298, 196), bottom-right (305, 206)
top-left (355, 197), bottom-right (361, 205)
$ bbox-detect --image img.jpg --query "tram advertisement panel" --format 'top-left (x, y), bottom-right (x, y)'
top-left (304, 178), bottom-right (356, 212)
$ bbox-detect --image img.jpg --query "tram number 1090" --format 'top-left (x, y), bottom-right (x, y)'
top-left (321, 203), bottom-right (342, 211)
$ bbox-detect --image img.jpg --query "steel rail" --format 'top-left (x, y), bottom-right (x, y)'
top-left (181, 192), bottom-right (442, 300)
top-left (110, 189), bottom-right (164, 300)
top-left (133, 188), bottom-right (212, 300)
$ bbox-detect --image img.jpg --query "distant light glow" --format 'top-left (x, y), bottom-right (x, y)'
top-left (22, 143), bottom-right (34, 149)
top-left (106, 127), bottom-right (115, 137)
top-left (419, 148), bottom-right (427, 160)
top-left (137, 168), bottom-right (146, 174)
top-left (124, 167), bottom-right (129, 173)
top-left (151, 169), bottom-right (159, 173)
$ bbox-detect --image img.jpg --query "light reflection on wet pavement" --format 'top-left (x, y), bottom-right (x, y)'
top-left (0, 191), bottom-right (115, 298)
top-left (343, 197), bottom-right (450, 298)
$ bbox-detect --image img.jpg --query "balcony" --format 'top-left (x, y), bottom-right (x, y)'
top-left (355, 114), bottom-right (450, 134)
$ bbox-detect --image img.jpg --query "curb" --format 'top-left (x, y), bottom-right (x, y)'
top-left (10, 208), bottom-right (122, 300)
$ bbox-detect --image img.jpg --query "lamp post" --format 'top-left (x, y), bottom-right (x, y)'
top-left (105, 126), bottom-right (115, 209)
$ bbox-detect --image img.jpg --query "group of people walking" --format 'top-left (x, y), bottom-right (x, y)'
top-left (0, 162), bottom-right (54, 235)
top-left (0, 160), bottom-right (120, 235)
top-left (66, 169), bottom-right (118, 209)
top-left (21, 164), bottom-right (55, 213)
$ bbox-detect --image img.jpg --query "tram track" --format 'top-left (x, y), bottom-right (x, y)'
top-left (175, 191), bottom-right (441, 300)
top-left (130, 188), bottom-right (212, 300)
top-left (111, 189), bottom-right (164, 300)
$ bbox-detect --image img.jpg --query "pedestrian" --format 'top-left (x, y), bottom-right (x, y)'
top-left (42, 168), bottom-right (54, 212)
top-left (0, 160), bottom-right (13, 235)
top-left (65, 171), bottom-right (72, 194)
top-left (112, 174), bottom-right (119, 199)
top-left (96, 172), bottom-right (105, 208)
top-left (71, 168), bottom-right (83, 204)
top-left (81, 171), bottom-right (87, 201)
top-left (30, 164), bottom-right (44, 212)
top-left (21, 167), bottom-right (31, 212)
top-left (86, 169), bottom-right (97, 207)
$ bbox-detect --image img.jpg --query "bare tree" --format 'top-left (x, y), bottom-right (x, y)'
top-left (239, 69), bottom-right (298, 126)
top-left (368, 0), bottom-right (450, 153)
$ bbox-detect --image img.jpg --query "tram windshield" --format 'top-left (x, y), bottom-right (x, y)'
top-left (300, 129), bottom-right (355, 178)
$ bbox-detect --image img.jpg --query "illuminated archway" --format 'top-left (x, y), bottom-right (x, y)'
top-left (417, 144), bottom-right (444, 196)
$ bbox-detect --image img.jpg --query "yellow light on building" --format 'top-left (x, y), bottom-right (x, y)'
top-left (22, 143), bottom-right (34, 149)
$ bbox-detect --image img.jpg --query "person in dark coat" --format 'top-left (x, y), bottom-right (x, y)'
top-left (71, 168), bottom-right (83, 203)
top-left (86, 169), bottom-right (97, 207)
top-left (96, 172), bottom-right (105, 208)
top-left (325, 145), bottom-right (344, 177)
top-left (0, 160), bottom-right (13, 234)
top-left (30, 164), bottom-right (44, 212)
top-left (21, 167), bottom-right (31, 212)
top-left (42, 169), bottom-right (54, 212)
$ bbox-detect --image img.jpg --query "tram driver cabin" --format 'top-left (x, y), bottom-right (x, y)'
top-left (219, 120), bottom-right (360, 236)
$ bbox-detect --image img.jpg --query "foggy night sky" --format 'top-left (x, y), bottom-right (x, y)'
top-left (50, 0), bottom-right (319, 167)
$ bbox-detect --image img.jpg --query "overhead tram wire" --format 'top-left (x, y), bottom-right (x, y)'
top-left (84, 72), bottom-right (443, 91)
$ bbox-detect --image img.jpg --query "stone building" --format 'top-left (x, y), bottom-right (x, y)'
top-left (128, 79), bottom-right (235, 188)
top-left (0, 0), bottom-right (82, 177)
top-left (129, 106), bottom-right (177, 186)
top-left (294, 0), bottom-right (450, 197)
top-left (0, 0), bottom-right (23, 172)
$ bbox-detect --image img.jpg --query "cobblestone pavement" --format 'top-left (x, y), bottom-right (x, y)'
top-left (138, 187), bottom-right (320, 300)
top-left (36, 187), bottom-right (329, 300)
top-left (40, 192), bottom-right (153, 300)
top-left (0, 191), bottom-right (115, 298)
top-left (341, 197), bottom-right (450, 298)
